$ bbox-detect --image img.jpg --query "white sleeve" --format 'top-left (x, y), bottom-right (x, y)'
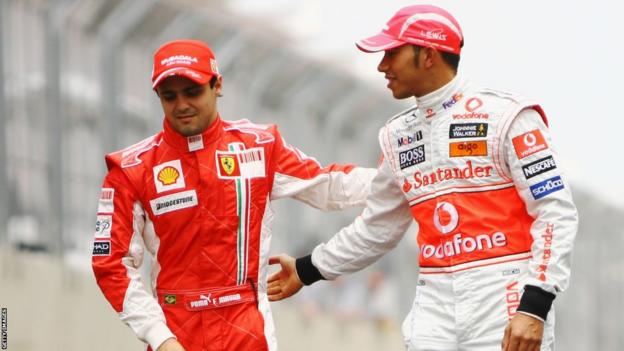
top-left (310, 156), bottom-right (413, 279)
top-left (504, 108), bottom-right (578, 295)
top-left (270, 133), bottom-right (376, 210)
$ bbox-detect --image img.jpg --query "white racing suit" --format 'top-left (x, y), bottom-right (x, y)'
top-left (295, 76), bottom-right (578, 350)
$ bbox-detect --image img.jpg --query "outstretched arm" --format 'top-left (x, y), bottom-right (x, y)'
top-left (269, 155), bottom-right (413, 298)
top-left (270, 130), bottom-right (376, 210)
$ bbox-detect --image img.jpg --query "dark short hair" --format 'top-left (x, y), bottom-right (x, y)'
top-left (209, 75), bottom-right (218, 89)
top-left (413, 44), bottom-right (461, 72)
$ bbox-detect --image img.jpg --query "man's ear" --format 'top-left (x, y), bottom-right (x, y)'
top-left (422, 47), bottom-right (437, 69)
top-left (214, 75), bottom-right (223, 97)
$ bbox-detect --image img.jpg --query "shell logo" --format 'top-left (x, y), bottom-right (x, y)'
top-left (158, 166), bottom-right (180, 186)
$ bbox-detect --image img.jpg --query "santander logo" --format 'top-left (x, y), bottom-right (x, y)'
top-left (421, 202), bottom-right (508, 260)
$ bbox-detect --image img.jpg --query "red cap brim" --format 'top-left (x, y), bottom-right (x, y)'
top-left (152, 67), bottom-right (213, 89)
top-left (356, 32), bottom-right (406, 53)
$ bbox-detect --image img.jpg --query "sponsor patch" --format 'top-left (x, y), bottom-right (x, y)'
top-left (449, 140), bottom-right (488, 157)
top-left (449, 123), bottom-right (488, 138)
top-left (413, 160), bottom-right (493, 189)
top-left (150, 190), bottom-right (198, 215)
top-left (153, 160), bottom-right (186, 194)
top-left (505, 281), bottom-right (520, 319)
top-left (522, 156), bottom-right (557, 179)
top-left (94, 215), bottom-right (112, 238)
top-left (187, 135), bottom-right (204, 151)
top-left (397, 131), bottom-right (423, 147)
top-left (537, 223), bottom-right (554, 281)
top-left (216, 148), bottom-right (266, 179)
top-left (465, 97), bottom-right (483, 112)
top-left (98, 188), bottom-right (115, 213)
top-left (512, 130), bottom-right (548, 159)
top-left (530, 176), bottom-right (564, 200)
top-left (164, 295), bottom-right (177, 305)
top-left (218, 153), bottom-right (241, 177)
top-left (399, 145), bottom-right (426, 169)
top-left (442, 93), bottom-right (463, 109)
top-left (93, 240), bottom-right (111, 256)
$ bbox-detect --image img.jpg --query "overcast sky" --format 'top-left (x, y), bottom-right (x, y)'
top-left (228, 0), bottom-right (623, 208)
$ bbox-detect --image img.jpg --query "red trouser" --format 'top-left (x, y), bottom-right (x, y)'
top-left (148, 284), bottom-right (268, 351)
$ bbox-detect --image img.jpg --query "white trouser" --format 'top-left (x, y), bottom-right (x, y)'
top-left (402, 260), bottom-right (555, 351)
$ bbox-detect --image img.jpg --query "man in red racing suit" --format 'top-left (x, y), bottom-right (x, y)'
top-left (91, 39), bottom-right (374, 351)
top-left (268, 5), bottom-right (578, 351)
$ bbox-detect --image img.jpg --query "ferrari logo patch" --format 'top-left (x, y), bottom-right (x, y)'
top-left (216, 145), bottom-right (265, 179)
top-left (217, 153), bottom-right (241, 177)
top-left (220, 155), bottom-right (238, 175)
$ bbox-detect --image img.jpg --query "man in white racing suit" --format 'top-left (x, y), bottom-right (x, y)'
top-left (267, 5), bottom-right (578, 351)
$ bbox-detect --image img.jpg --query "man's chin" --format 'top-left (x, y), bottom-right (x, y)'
top-left (391, 90), bottom-right (412, 100)
top-left (174, 124), bottom-right (202, 137)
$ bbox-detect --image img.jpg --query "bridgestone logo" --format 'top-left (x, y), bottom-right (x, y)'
top-left (150, 190), bottom-right (198, 215)
top-left (399, 145), bottom-right (426, 169)
top-left (522, 156), bottom-right (557, 179)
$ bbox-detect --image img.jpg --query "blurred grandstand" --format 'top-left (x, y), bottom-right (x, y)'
top-left (0, 1), bottom-right (622, 350)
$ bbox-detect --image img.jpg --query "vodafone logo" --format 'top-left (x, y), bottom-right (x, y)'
top-left (523, 133), bottom-right (537, 147)
top-left (512, 129), bottom-right (548, 159)
top-left (465, 97), bottom-right (483, 112)
top-left (421, 201), bottom-right (509, 260)
top-left (433, 202), bottom-right (459, 234)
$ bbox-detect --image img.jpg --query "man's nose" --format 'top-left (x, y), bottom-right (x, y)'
top-left (377, 56), bottom-right (388, 73)
top-left (175, 95), bottom-right (191, 111)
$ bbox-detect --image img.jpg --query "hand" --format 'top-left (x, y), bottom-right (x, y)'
top-left (156, 338), bottom-right (186, 351)
top-left (267, 254), bottom-right (303, 301)
top-left (501, 313), bottom-right (544, 351)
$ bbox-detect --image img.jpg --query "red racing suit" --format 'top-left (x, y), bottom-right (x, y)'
top-left (296, 76), bottom-right (578, 350)
top-left (92, 116), bottom-right (374, 351)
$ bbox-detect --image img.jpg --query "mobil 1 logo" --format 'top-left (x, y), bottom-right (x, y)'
top-left (399, 145), bottom-right (425, 169)
top-left (522, 155), bottom-right (557, 179)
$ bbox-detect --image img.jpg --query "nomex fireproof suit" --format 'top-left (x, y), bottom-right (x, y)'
top-left (92, 116), bottom-right (374, 351)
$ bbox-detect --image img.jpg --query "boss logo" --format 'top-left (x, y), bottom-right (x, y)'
top-left (399, 145), bottom-right (425, 169)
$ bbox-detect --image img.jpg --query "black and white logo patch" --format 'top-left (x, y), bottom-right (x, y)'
top-left (150, 190), bottom-right (198, 215)
top-left (522, 155), bottom-right (557, 179)
top-left (93, 240), bottom-right (111, 256)
top-left (399, 145), bottom-right (425, 169)
top-left (449, 123), bottom-right (488, 139)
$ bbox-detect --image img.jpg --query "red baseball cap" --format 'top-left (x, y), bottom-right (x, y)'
top-left (356, 5), bottom-right (463, 55)
top-left (151, 39), bottom-right (220, 89)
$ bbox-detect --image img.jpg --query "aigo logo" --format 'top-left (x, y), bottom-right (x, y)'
top-left (433, 202), bottom-right (458, 234)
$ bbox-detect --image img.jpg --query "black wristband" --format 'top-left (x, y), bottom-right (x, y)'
top-left (517, 285), bottom-right (556, 321)
top-left (295, 254), bottom-right (325, 286)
